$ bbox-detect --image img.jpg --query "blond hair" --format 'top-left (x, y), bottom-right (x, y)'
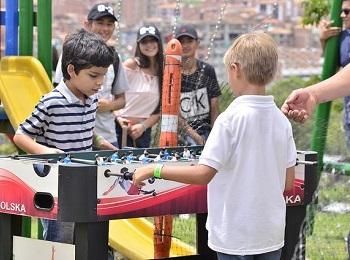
top-left (223, 32), bottom-right (278, 86)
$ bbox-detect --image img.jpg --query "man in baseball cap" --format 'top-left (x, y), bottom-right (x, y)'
top-left (84, 3), bottom-right (117, 42)
top-left (87, 3), bottom-right (117, 22)
top-left (174, 24), bottom-right (198, 40)
top-left (174, 24), bottom-right (221, 147)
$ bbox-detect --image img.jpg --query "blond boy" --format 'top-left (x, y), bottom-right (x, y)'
top-left (133, 32), bottom-right (296, 259)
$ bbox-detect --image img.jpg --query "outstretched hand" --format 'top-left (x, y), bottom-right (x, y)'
top-left (132, 165), bottom-right (154, 188)
top-left (281, 88), bottom-right (317, 123)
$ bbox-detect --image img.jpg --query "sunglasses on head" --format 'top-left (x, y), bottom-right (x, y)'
top-left (139, 26), bottom-right (156, 35)
top-left (97, 4), bottom-right (114, 15)
top-left (342, 8), bottom-right (350, 16)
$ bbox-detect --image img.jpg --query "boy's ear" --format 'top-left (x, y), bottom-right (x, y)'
top-left (230, 63), bottom-right (242, 78)
top-left (67, 64), bottom-right (76, 78)
top-left (230, 62), bottom-right (238, 72)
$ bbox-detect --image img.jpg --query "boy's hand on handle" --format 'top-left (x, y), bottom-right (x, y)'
top-left (133, 165), bottom-right (155, 188)
top-left (281, 88), bottom-right (317, 123)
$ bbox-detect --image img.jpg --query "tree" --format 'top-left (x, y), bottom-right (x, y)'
top-left (302, 0), bottom-right (330, 26)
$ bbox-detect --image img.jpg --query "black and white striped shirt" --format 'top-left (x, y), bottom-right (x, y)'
top-left (17, 81), bottom-right (98, 152)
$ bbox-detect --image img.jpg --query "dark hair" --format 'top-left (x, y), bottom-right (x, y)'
top-left (52, 45), bottom-right (59, 70)
top-left (134, 27), bottom-right (164, 91)
top-left (61, 29), bottom-right (115, 80)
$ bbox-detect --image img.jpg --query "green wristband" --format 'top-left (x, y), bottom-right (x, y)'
top-left (153, 164), bottom-right (164, 179)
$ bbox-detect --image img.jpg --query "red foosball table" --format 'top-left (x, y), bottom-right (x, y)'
top-left (0, 147), bottom-right (317, 260)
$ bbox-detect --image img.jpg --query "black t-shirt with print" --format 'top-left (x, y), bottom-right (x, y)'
top-left (180, 59), bottom-right (221, 135)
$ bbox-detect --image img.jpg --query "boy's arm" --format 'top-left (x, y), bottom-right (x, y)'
top-left (285, 166), bottom-right (295, 191)
top-left (13, 133), bottom-right (62, 154)
top-left (133, 164), bottom-right (216, 187)
top-left (93, 134), bottom-right (118, 150)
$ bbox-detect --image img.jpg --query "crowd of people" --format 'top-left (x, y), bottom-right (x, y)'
top-left (12, 1), bottom-right (350, 259)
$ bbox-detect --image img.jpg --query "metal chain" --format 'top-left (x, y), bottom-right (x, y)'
top-left (172, 0), bottom-right (182, 38)
top-left (114, 0), bottom-right (122, 50)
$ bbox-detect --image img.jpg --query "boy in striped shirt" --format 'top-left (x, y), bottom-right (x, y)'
top-left (13, 29), bottom-right (116, 242)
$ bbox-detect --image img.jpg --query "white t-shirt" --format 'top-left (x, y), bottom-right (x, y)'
top-left (199, 95), bottom-right (296, 255)
top-left (115, 66), bottom-right (160, 118)
top-left (54, 55), bottom-right (129, 144)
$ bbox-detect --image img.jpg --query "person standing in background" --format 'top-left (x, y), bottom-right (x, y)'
top-left (174, 24), bottom-right (221, 146)
top-left (115, 25), bottom-right (164, 148)
top-left (54, 3), bottom-right (129, 148)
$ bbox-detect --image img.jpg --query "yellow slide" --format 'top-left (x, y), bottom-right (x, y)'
top-left (0, 56), bottom-right (52, 129)
top-left (109, 218), bottom-right (196, 260)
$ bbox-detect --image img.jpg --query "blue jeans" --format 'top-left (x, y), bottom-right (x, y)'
top-left (41, 219), bottom-right (74, 243)
top-left (217, 248), bottom-right (282, 260)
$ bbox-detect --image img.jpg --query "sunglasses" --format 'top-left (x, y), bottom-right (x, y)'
top-left (96, 4), bottom-right (114, 15)
top-left (139, 26), bottom-right (156, 36)
top-left (342, 8), bottom-right (350, 16)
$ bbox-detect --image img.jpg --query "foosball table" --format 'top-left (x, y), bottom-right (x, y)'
top-left (0, 147), bottom-right (317, 260)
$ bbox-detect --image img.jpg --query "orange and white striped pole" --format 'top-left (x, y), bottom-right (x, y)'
top-left (154, 39), bottom-right (182, 259)
top-left (159, 38), bottom-right (182, 147)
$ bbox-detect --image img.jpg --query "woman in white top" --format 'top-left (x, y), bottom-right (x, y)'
top-left (115, 25), bottom-right (163, 148)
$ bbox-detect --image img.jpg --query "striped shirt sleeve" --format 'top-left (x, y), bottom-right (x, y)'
top-left (17, 99), bottom-right (48, 139)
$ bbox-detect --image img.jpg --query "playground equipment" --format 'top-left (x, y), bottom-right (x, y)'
top-left (154, 38), bottom-right (183, 258)
top-left (0, 56), bottom-right (52, 128)
top-left (309, 0), bottom-right (350, 177)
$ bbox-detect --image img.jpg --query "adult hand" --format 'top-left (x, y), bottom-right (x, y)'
top-left (116, 116), bottom-right (131, 127)
top-left (128, 123), bottom-right (144, 140)
top-left (281, 88), bottom-right (317, 123)
top-left (98, 98), bottom-right (112, 112)
top-left (319, 19), bottom-right (341, 43)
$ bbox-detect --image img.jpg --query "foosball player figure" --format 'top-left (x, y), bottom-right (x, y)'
top-left (183, 147), bottom-right (190, 158)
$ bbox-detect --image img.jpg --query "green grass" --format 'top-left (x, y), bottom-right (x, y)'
top-left (172, 215), bottom-right (196, 246)
top-left (306, 212), bottom-right (349, 260)
top-left (306, 173), bottom-right (350, 260)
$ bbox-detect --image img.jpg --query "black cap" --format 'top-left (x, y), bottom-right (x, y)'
top-left (137, 25), bottom-right (161, 42)
top-left (87, 3), bottom-right (117, 21)
top-left (175, 25), bottom-right (198, 40)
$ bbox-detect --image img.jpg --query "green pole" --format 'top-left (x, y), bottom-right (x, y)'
top-left (307, 0), bottom-right (343, 237)
top-left (18, 0), bottom-right (35, 238)
top-left (36, 0), bottom-right (52, 239)
top-left (19, 0), bottom-right (33, 55)
top-left (37, 0), bottom-right (52, 78)
top-left (311, 0), bottom-right (342, 182)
